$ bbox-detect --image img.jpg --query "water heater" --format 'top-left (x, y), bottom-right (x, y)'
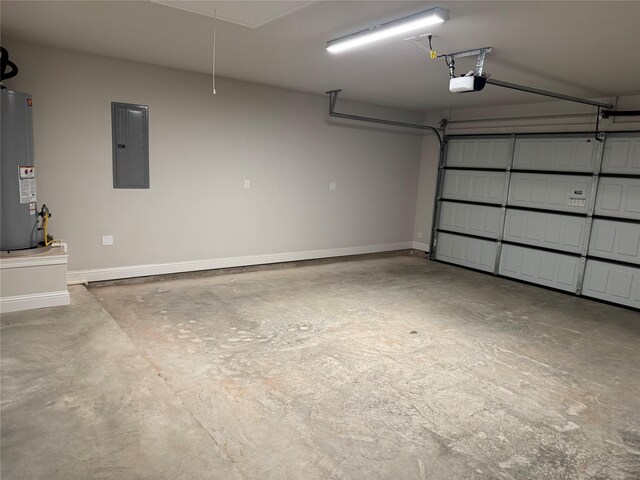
top-left (1, 89), bottom-right (38, 250)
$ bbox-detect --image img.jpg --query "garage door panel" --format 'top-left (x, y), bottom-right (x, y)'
top-left (439, 134), bottom-right (639, 309)
top-left (435, 232), bottom-right (497, 273)
top-left (446, 138), bottom-right (511, 169)
top-left (582, 260), bottom-right (640, 308)
top-left (508, 173), bottom-right (592, 213)
top-left (438, 202), bottom-right (502, 239)
top-left (499, 244), bottom-right (579, 292)
top-left (563, 223), bottom-right (584, 247)
top-left (557, 261), bottom-right (578, 285)
top-left (589, 219), bottom-right (640, 264)
top-left (595, 177), bottom-right (640, 219)
top-left (442, 170), bottom-right (506, 204)
top-left (601, 135), bottom-right (640, 174)
top-left (513, 136), bottom-right (597, 172)
top-left (503, 210), bottom-right (587, 253)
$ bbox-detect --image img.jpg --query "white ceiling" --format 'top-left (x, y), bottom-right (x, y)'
top-left (2, 1), bottom-right (639, 111)
top-left (150, 1), bottom-right (317, 28)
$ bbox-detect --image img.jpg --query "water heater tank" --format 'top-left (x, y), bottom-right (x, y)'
top-left (1, 89), bottom-right (38, 250)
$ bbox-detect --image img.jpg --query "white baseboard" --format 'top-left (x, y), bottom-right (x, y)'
top-left (411, 241), bottom-right (430, 252)
top-left (0, 290), bottom-right (70, 314)
top-left (68, 242), bottom-right (426, 284)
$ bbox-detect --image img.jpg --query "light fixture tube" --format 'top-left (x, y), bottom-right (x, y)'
top-left (326, 7), bottom-right (449, 54)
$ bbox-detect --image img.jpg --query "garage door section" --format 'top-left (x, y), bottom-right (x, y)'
top-left (594, 177), bottom-right (640, 219)
top-left (433, 136), bottom-right (512, 274)
top-left (508, 173), bottom-right (593, 214)
top-left (432, 132), bottom-right (640, 309)
top-left (503, 210), bottom-right (587, 254)
top-left (601, 134), bottom-right (640, 174)
top-left (498, 135), bottom-right (596, 289)
top-left (442, 170), bottom-right (506, 204)
top-left (438, 201), bottom-right (502, 239)
top-left (499, 244), bottom-right (581, 292)
top-left (513, 135), bottom-right (599, 172)
top-left (446, 137), bottom-right (511, 169)
top-left (435, 232), bottom-right (498, 272)
top-left (581, 133), bottom-right (640, 306)
top-left (589, 219), bottom-right (640, 264)
top-left (582, 260), bottom-right (640, 308)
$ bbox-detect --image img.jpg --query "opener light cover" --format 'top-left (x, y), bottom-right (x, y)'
top-left (326, 7), bottom-right (449, 54)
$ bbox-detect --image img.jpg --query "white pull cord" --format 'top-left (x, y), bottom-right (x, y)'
top-left (212, 10), bottom-right (217, 94)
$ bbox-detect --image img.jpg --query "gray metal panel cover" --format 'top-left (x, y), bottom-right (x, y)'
top-left (601, 134), bottom-right (640, 174)
top-left (503, 209), bottom-right (587, 254)
top-left (589, 219), bottom-right (640, 265)
top-left (594, 177), bottom-right (640, 219)
top-left (1, 90), bottom-right (37, 250)
top-left (442, 170), bottom-right (506, 204)
top-left (438, 201), bottom-right (502, 239)
top-left (435, 232), bottom-right (497, 272)
top-left (499, 244), bottom-right (580, 292)
top-left (512, 135), bottom-right (597, 172)
top-left (582, 260), bottom-right (640, 308)
top-left (446, 137), bottom-right (511, 169)
top-left (112, 103), bottom-right (149, 188)
top-left (508, 173), bottom-right (592, 214)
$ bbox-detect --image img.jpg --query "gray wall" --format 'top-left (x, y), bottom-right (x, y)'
top-left (3, 41), bottom-right (425, 276)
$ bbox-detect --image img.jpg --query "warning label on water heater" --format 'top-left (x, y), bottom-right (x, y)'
top-left (18, 166), bottom-right (37, 204)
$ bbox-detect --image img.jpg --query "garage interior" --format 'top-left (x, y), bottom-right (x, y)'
top-left (1, 1), bottom-right (639, 479)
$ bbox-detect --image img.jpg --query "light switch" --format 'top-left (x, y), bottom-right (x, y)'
top-left (101, 235), bottom-right (114, 246)
top-left (244, 179), bottom-right (251, 189)
top-left (329, 182), bottom-right (336, 191)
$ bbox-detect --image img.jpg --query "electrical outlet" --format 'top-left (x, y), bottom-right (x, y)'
top-left (101, 235), bottom-right (114, 246)
top-left (417, 231), bottom-right (422, 239)
top-left (329, 182), bottom-right (336, 191)
top-left (244, 179), bottom-right (251, 189)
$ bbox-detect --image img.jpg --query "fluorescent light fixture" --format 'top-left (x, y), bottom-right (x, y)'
top-left (326, 7), bottom-right (449, 54)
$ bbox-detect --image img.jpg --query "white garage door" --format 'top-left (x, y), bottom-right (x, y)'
top-left (434, 136), bottom-right (510, 272)
top-left (432, 132), bottom-right (640, 309)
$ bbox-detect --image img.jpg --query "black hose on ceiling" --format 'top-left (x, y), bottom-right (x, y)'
top-left (0, 47), bottom-right (19, 82)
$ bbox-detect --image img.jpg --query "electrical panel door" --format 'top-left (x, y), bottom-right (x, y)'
top-left (112, 102), bottom-right (149, 188)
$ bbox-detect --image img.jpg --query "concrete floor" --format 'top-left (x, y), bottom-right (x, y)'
top-left (2, 256), bottom-right (639, 479)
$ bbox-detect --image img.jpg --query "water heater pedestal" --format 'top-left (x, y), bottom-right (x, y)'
top-left (0, 246), bottom-right (69, 313)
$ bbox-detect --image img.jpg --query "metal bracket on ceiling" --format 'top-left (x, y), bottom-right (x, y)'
top-left (434, 44), bottom-right (614, 110)
top-left (440, 46), bottom-right (492, 77)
